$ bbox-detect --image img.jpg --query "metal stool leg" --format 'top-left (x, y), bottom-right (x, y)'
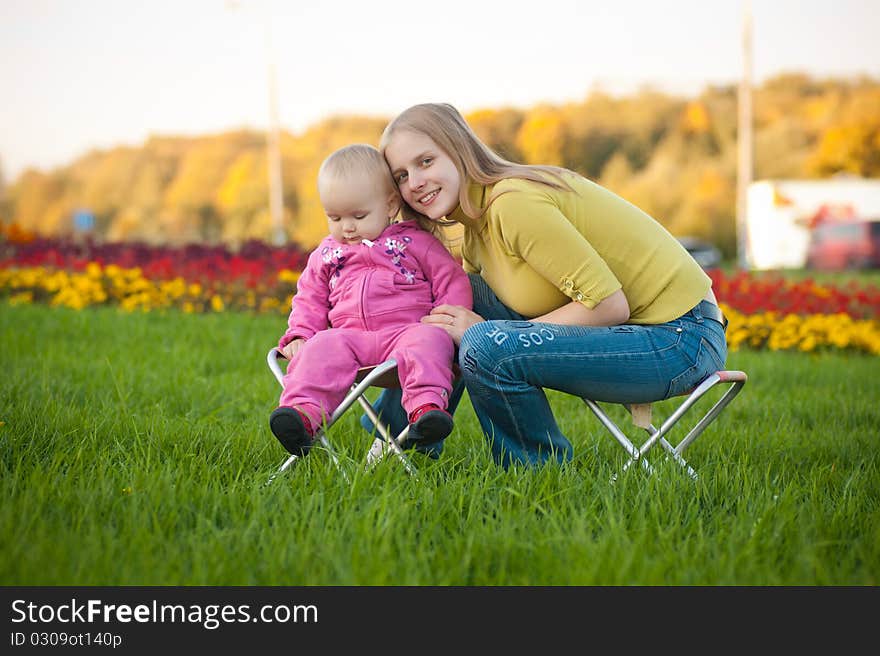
top-left (265, 349), bottom-right (418, 482)
top-left (584, 370), bottom-right (748, 481)
top-left (359, 395), bottom-right (417, 476)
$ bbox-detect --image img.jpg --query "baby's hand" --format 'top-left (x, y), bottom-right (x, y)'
top-left (280, 339), bottom-right (305, 360)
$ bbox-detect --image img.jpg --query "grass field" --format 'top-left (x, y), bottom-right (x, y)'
top-left (1, 303), bottom-right (878, 585)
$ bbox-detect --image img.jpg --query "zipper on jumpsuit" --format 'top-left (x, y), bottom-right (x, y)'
top-left (359, 260), bottom-right (374, 331)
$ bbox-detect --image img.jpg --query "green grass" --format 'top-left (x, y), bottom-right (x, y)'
top-left (1, 303), bottom-right (878, 585)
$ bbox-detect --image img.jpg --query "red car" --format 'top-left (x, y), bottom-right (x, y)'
top-left (806, 219), bottom-right (880, 270)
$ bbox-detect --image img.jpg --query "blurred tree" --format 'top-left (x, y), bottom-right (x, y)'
top-left (516, 106), bottom-right (567, 166)
top-left (78, 147), bottom-right (141, 217)
top-left (162, 131), bottom-right (261, 243)
top-left (216, 149), bottom-right (267, 245)
top-left (466, 107), bottom-right (525, 161)
top-left (108, 207), bottom-right (144, 242)
top-left (5, 75), bottom-right (877, 250)
top-left (681, 101), bottom-right (711, 134)
top-left (598, 151), bottom-right (634, 193)
top-left (754, 117), bottom-right (813, 179)
top-left (808, 123), bottom-right (880, 176)
top-left (119, 157), bottom-right (167, 242)
top-left (8, 170), bottom-right (66, 234)
top-left (807, 88), bottom-right (880, 176)
top-left (561, 90), bottom-right (681, 178)
top-left (674, 166), bottom-right (737, 254)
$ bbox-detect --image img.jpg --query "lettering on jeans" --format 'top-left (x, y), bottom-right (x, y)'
top-left (484, 326), bottom-right (509, 345)
top-left (484, 325), bottom-right (557, 348)
top-left (517, 327), bottom-right (556, 348)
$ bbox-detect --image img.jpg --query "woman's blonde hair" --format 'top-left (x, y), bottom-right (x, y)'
top-left (379, 103), bottom-right (574, 220)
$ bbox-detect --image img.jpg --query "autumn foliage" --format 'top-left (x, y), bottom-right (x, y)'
top-left (2, 235), bottom-right (879, 355)
top-left (2, 75), bottom-right (879, 258)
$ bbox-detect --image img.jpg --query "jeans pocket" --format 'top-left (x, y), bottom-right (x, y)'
top-left (701, 336), bottom-right (726, 372)
top-left (665, 335), bottom-right (725, 398)
top-left (666, 337), bottom-right (704, 398)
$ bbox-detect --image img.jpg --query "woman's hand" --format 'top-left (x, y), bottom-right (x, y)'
top-left (422, 304), bottom-right (484, 345)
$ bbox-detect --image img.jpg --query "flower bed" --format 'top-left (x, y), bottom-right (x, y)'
top-left (1, 237), bottom-right (306, 314)
top-left (2, 235), bottom-right (878, 354)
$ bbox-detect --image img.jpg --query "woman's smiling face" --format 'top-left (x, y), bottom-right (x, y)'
top-left (383, 130), bottom-right (461, 220)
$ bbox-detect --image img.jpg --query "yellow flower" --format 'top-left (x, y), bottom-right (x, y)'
top-left (278, 269), bottom-right (301, 284)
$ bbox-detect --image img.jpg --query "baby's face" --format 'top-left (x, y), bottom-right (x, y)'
top-left (319, 174), bottom-right (396, 244)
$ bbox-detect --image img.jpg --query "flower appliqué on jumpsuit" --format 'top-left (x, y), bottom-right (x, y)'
top-left (321, 246), bottom-right (346, 289)
top-left (384, 236), bottom-right (418, 283)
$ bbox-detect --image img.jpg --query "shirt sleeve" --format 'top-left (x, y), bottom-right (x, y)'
top-left (277, 247), bottom-right (331, 349)
top-left (491, 188), bottom-right (621, 308)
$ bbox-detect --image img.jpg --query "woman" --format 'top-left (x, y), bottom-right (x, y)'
top-left (365, 102), bottom-right (727, 469)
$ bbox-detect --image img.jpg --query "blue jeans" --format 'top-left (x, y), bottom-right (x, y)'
top-left (362, 274), bottom-right (728, 468)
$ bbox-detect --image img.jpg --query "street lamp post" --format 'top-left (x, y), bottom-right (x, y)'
top-left (226, 1), bottom-right (286, 246)
top-left (736, 0), bottom-right (753, 269)
top-left (264, 18), bottom-right (285, 246)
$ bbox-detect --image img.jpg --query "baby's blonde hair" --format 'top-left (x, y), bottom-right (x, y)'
top-left (380, 103), bottom-right (574, 221)
top-left (318, 143), bottom-right (396, 194)
top-left (318, 143), bottom-right (440, 236)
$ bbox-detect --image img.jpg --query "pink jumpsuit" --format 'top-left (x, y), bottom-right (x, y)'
top-left (277, 221), bottom-right (473, 427)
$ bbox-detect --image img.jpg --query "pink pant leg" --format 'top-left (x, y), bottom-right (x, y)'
top-left (382, 324), bottom-right (456, 415)
top-left (279, 329), bottom-right (378, 427)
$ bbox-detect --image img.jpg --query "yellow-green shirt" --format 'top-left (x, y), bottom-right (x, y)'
top-left (448, 174), bottom-right (711, 324)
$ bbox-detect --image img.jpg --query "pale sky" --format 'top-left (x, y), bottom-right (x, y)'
top-left (1, 0), bottom-right (878, 181)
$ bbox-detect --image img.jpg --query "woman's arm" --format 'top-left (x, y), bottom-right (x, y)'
top-left (532, 289), bottom-right (630, 326)
top-left (424, 288), bottom-right (629, 345)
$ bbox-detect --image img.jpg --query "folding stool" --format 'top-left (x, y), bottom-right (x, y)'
top-left (265, 347), bottom-right (417, 484)
top-left (583, 369), bottom-right (748, 480)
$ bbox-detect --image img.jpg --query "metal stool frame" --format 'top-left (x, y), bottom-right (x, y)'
top-left (265, 348), bottom-right (417, 484)
top-left (584, 370), bottom-right (748, 480)
top-left (267, 346), bottom-right (747, 483)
